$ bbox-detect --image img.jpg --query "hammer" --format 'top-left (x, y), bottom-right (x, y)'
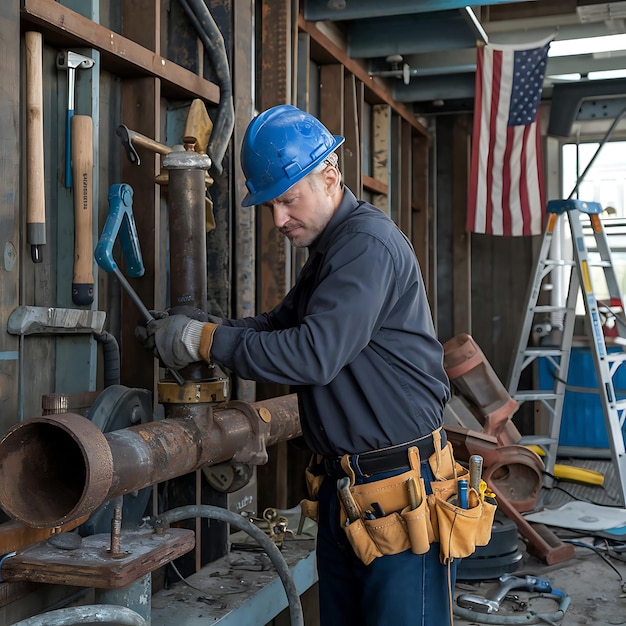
top-left (56, 50), bottom-right (95, 188)
top-left (456, 574), bottom-right (552, 614)
top-left (116, 124), bottom-right (172, 166)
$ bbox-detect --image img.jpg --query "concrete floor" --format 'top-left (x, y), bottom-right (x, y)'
top-left (454, 457), bottom-right (626, 625)
top-left (454, 543), bottom-right (626, 625)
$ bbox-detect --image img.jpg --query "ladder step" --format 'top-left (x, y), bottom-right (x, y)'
top-left (532, 305), bottom-right (573, 314)
top-left (589, 260), bottom-right (612, 268)
top-left (522, 348), bottom-right (566, 357)
top-left (519, 435), bottom-right (558, 447)
top-left (607, 352), bottom-right (626, 364)
top-left (513, 391), bottom-right (561, 402)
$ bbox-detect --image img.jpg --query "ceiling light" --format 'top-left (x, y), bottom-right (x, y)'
top-left (548, 33), bottom-right (626, 57)
top-left (589, 68), bottom-right (626, 79)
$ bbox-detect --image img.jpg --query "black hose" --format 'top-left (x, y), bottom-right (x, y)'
top-left (155, 505), bottom-right (304, 626)
top-left (178, 0), bottom-right (234, 176)
top-left (94, 331), bottom-right (121, 387)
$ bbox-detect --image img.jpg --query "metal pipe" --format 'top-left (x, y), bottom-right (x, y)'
top-left (162, 149), bottom-right (215, 384)
top-left (10, 604), bottom-right (148, 626)
top-left (0, 394), bottom-right (300, 528)
top-left (95, 575), bottom-right (152, 625)
top-left (163, 151), bottom-right (210, 313)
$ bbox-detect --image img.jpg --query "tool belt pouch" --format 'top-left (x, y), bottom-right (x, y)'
top-left (299, 498), bottom-right (319, 524)
top-left (428, 485), bottom-right (482, 564)
top-left (305, 454), bottom-right (325, 501)
top-left (301, 455), bottom-right (326, 523)
top-left (476, 496), bottom-right (497, 546)
top-left (427, 439), bottom-right (497, 563)
top-left (340, 447), bottom-right (434, 565)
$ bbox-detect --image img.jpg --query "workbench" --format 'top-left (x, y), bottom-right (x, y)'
top-left (150, 534), bottom-right (317, 625)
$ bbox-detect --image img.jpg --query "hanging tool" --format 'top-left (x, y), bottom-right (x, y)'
top-left (116, 124), bottom-right (172, 166)
top-left (25, 31), bottom-right (46, 263)
top-left (457, 573), bottom-right (553, 614)
top-left (94, 184), bottom-right (184, 386)
top-left (71, 115), bottom-right (94, 305)
top-left (56, 50), bottom-right (95, 188)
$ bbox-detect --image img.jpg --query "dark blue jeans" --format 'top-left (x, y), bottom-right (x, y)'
top-left (316, 461), bottom-right (457, 626)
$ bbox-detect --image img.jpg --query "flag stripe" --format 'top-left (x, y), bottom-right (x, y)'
top-left (467, 36), bottom-right (551, 237)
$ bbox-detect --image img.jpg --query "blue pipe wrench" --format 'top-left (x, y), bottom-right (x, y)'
top-left (95, 184), bottom-right (184, 386)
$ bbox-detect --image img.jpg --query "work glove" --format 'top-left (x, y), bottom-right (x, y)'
top-left (134, 312), bottom-right (219, 371)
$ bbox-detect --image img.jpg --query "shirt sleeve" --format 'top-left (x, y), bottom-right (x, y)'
top-left (210, 231), bottom-right (399, 385)
top-left (220, 285), bottom-right (299, 331)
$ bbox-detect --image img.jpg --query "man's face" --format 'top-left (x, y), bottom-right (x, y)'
top-left (262, 169), bottom-right (338, 247)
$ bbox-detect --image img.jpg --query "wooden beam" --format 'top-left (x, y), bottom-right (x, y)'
top-left (320, 64), bottom-right (344, 167)
top-left (0, 0), bottom-right (20, 433)
top-left (452, 114), bottom-right (471, 335)
top-left (412, 136), bottom-right (431, 301)
top-left (233, 0), bottom-right (256, 403)
top-left (399, 119), bottom-right (412, 236)
top-left (298, 12), bottom-right (428, 138)
top-left (363, 175), bottom-right (387, 195)
top-left (119, 2), bottom-right (160, 393)
top-left (21, 0), bottom-right (220, 103)
top-left (372, 104), bottom-right (390, 214)
top-left (257, 0), bottom-right (294, 512)
top-left (343, 74), bottom-right (362, 196)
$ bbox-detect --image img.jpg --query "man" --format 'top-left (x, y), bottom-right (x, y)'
top-left (138, 105), bottom-right (455, 625)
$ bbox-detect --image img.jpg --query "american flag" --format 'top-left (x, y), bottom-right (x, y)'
top-left (467, 37), bottom-right (552, 236)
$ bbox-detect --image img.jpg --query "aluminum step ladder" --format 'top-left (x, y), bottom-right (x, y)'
top-left (507, 198), bottom-right (626, 505)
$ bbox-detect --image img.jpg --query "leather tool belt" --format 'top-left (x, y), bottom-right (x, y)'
top-left (301, 429), bottom-right (497, 566)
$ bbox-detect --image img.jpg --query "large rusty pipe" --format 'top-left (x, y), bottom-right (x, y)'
top-left (0, 394), bottom-right (300, 528)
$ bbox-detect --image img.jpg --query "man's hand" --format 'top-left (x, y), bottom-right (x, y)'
top-left (135, 314), bottom-right (197, 370)
top-left (135, 312), bottom-right (220, 370)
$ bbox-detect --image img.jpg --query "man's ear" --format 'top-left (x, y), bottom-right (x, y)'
top-left (324, 164), bottom-right (341, 195)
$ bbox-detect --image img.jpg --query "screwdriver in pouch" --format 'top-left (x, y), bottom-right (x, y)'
top-left (469, 455), bottom-right (484, 492)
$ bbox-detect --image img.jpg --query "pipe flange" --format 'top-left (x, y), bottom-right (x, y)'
top-left (157, 378), bottom-right (229, 404)
top-left (214, 400), bottom-right (272, 465)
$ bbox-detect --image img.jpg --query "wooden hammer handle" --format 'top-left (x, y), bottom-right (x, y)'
top-left (25, 31), bottom-right (46, 262)
top-left (71, 115), bottom-right (94, 306)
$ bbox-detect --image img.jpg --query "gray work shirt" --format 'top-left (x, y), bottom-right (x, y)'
top-left (211, 187), bottom-right (450, 457)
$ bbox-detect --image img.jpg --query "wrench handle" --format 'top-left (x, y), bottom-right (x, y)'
top-left (112, 267), bottom-right (184, 386)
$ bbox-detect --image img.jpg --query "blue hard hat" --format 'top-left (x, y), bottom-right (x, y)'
top-left (241, 105), bottom-right (345, 207)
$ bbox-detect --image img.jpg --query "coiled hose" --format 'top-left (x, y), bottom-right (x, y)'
top-left (155, 504), bottom-right (304, 626)
top-left (10, 605), bottom-right (147, 626)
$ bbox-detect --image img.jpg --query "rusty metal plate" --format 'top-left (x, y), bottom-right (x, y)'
top-left (2, 527), bottom-right (195, 589)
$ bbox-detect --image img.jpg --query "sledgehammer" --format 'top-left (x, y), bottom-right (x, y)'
top-left (456, 574), bottom-right (552, 614)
